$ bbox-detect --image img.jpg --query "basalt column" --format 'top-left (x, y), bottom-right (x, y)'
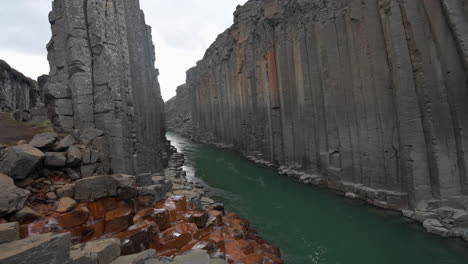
top-left (185, 0), bottom-right (468, 207)
top-left (0, 60), bottom-right (39, 112)
top-left (45, 0), bottom-right (166, 175)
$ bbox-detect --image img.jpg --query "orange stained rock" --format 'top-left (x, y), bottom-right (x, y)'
top-left (92, 218), bottom-right (106, 238)
top-left (56, 207), bottom-right (90, 229)
top-left (135, 208), bottom-right (169, 229)
top-left (88, 197), bottom-right (118, 219)
top-left (224, 239), bottom-right (248, 263)
top-left (105, 206), bottom-right (133, 233)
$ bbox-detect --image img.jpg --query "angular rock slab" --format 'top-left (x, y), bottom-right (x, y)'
top-left (0, 232), bottom-right (71, 264)
top-left (0, 145), bottom-right (45, 180)
top-left (0, 174), bottom-right (31, 218)
top-left (74, 175), bottom-right (119, 202)
top-left (29, 132), bottom-right (58, 149)
top-left (0, 222), bottom-right (20, 244)
top-left (70, 238), bottom-right (121, 264)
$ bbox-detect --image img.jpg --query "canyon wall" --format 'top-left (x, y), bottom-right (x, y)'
top-left (184, 0), bottom-right (468, 207)
top-left (44, 0), bottom-right (166, 175)
top-left (165, 84), bottom-right (193, 136)
top-left (0, 60), bottom-right (40, 112)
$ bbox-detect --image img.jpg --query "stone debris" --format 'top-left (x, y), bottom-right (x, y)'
top-left (74, 175), bottom-right (119, 202)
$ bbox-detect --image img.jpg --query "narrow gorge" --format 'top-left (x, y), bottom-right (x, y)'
top-left (1, 0), bottom-right (468, 263)
top-left (170, 0), bottom-right (468, 210)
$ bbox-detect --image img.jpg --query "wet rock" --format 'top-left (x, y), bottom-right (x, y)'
top-left (74, 175), bottom-right (119, 202)
top-left (44, 152), bottom-right (67, 168)
top-left (0, 222), bottom-right (20, 243)
top-left (111, 249), bottom-right (156, 264)
top-left (0, 174), bottom-right (30, 218)
top-left (186, 211), bottom-right (209, 228)
top-left (0, 144), bottom-right (45, 180)
top-left (462, 231), bottom-right (468, 242)
top-left (29, 132), bottom-right (58, 149)
top-left (0, 232), bottom-right (71, 264)
top-left (52, 135), bottom-right (76, 151)
top-left (9, 206), bottom-right (40, 224)
top-left (135, 208), bottom-right (169, 229)
top-left (105, 207), bottom-right (133, 233)
top-left (423, 219), bottom-right (450, 237)
top-left (56, 207), bottom-right (90, 228)
top-left (114, 225), bottom-right (154, 255)
top-left (172, 249), bottom-right (210, 264)
top-left (57, 183), bottom-right (75, 198)
top-left (56, 197), bottom-right (77, 213)
top-left (70, 238), bottom-right (121, 264)
top-left (67, 145), bottom-right (82, 167)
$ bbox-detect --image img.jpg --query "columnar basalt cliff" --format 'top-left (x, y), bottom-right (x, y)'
top-left (165, 84), bottom-right (193, 136)
top-left (45, 0), bottom-right (166, 174)
top-left (0, 60), bottom-right (40, 112)
top-left (183, 0), bottom-right (468, 208)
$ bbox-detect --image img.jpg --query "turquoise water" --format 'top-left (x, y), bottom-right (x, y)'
top-left (167, 132), bottom-right (468, 264)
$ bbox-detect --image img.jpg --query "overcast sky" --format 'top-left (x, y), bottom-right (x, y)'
top-left (0, 0), bottom-right (247, 101)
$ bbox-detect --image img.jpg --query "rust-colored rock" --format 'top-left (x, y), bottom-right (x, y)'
top-left (56, 207), bottom-right (90, 229)
top-left (105, 207), bottom-right (133, 233)
top-left (88, 197), bottom-right (118, 219)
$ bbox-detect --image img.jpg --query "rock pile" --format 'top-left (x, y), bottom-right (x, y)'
top-left (0, 131), bottom-right (284, 264)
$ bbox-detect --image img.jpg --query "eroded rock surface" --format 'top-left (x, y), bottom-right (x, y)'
top-left (45, 0), bottom-right (166, 175)
top-left (177, 0), bottom-right (468, 209)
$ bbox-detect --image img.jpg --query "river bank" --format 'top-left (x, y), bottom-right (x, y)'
top-left (167, 131), bottom-right (468, 264)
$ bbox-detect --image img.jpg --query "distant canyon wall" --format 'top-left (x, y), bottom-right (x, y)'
top-left (0, 60), bottom-right (40, 112)
top-left (44, 0), bottom-right (166, 174)
top-left (184, 0), bottom-right (468, 206)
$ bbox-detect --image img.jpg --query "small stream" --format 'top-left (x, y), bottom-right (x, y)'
top-left (167, 132), bottom-right (468, 264)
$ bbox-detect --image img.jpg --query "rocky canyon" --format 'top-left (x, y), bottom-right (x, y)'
top-left (169, 0), bottom-right (468, 211)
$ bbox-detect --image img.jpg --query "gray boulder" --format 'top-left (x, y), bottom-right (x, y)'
top-left (44, 152), bottom-right (67, 168)
top-left (0, 145), bottom-right (45, 180)
top-left (110, 249), bottom-right (156, 264)
top-left (0, 232), bottom-right (71, 264)
top-left (0, 174), bottom-right (30, 218)
top-left (74, 175), bottom-right (119, 202)
top-left (29, 132), bottom-right (58, 149)
top-left (70, 238), bottom-right (121, 264)
top-left (0, 222), bottom-right (20, 244)
top-left (172, 249), bottom-right (211, 264)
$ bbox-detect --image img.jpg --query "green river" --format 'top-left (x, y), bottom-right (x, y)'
top-left (167, 132), bottom-right (468, 264)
